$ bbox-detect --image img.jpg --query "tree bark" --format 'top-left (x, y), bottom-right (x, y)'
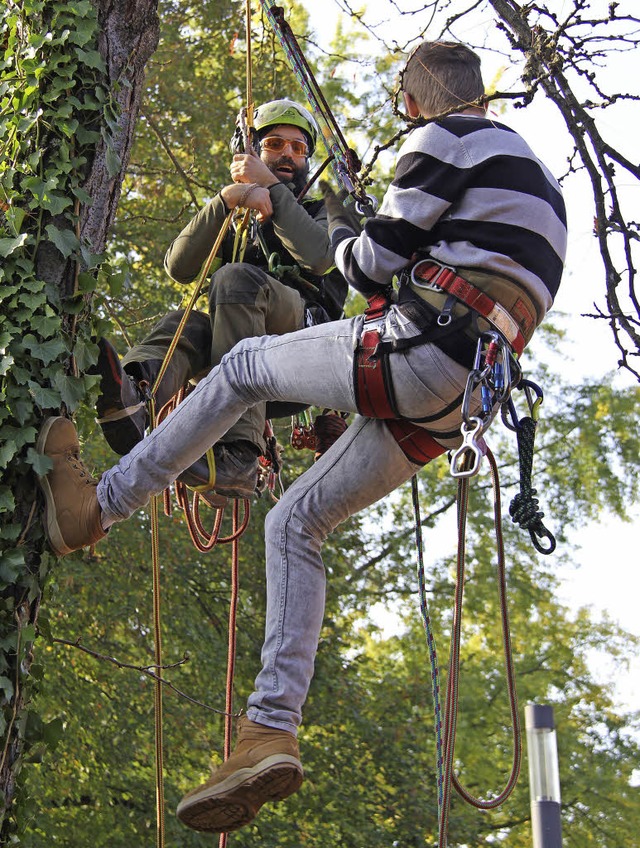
top-left (0, 0), bottom-right (159, 835)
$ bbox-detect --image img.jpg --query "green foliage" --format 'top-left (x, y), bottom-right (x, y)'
top-left (0, 0), bottom-right (124, 837)
top-left (2, 1), bottom-right (639, 845)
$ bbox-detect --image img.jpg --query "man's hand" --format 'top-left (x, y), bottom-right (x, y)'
top-left (220, 182), bottom-right (273, 223)
top-left (319, 181), bottom-right (364, 236)
top-left (230, 151), bottom-right (279, 189)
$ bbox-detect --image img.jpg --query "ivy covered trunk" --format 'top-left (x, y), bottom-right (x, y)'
top-left (0, 0), bottom-right (159, 838)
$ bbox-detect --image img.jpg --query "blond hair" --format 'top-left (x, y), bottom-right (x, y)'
top-left (402, 41), bottom-right (485, 117)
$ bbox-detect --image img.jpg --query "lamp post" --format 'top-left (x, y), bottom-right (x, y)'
top-left (525, 704), bottom-right (563, 847)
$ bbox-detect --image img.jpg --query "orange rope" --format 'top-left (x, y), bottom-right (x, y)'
top-left (218, 501), bottom-right (242, 848)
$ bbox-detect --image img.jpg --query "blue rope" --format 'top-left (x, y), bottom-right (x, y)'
top-left (411, 475), bottom-right (444, 815)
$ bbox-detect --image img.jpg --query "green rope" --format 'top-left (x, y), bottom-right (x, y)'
top-left (509, 417), bottom-right (556, 554)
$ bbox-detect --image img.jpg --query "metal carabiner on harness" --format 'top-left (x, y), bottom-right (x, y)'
top-left (453, 331), bottom-right (518, 478)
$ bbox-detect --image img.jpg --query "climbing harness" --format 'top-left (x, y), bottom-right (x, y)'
top-left (411, 259), bottom-right (536, 358)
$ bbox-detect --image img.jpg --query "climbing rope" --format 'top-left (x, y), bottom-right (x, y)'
top-left (503, 381), bottom-right (557, 554)
top-left (411, 476), bottom-right (444, 815)
top-left (259, 0), bottom-right (376, 214)
top-left (420, 446), bottom-right (522, 848)
top-left (149, 455), bottom-right (166, 848)
top-left (143, 4), bottom-right (261, 844)
top-left (411, 334), bottom-right (556, 845)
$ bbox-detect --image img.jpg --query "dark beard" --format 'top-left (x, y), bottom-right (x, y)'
top-left (269, 156), bottom-right (310, 196)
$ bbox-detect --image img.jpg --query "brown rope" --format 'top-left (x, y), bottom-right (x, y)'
top-left (438, 447), bottom-right (522, 847)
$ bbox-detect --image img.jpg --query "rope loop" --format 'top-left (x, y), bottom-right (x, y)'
top-left (509, 416), bottom-right (556, 554)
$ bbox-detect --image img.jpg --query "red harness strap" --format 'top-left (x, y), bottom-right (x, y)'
top-left (354, 298), bottom-right (446, 466)
top-left (354, 328), bottom-right (399, 419)
top-left (412, 260), bottom-right (531, 357)
top-left (385, 419), bottom-right (446, 465)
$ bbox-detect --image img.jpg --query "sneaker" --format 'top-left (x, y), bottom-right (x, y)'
top-left (212, 442), bottom-right (260, 500)
top-left (95, 338), bottom-right (147, 455)
top-left (36, 417), bottom-right (106, 556)
top-left (176, 716), bottom-right (303, 833)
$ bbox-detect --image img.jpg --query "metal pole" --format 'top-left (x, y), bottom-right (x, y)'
top-left (525, 704), bottom-right (563, 848)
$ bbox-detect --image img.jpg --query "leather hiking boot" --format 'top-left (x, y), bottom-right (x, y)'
top-left (212, 442), bottom-right (260, 500)
top-left (36, 417), bottom-right (106, 556)
top-left (176, 716), bottom-right (303, 833)
top-left (95, 338), bottom-right (148, 455)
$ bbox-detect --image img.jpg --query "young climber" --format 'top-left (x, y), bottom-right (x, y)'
top-left (37, 41), bottom-right (567, 834)
top-left (96, 99), bottom-right (350, 501)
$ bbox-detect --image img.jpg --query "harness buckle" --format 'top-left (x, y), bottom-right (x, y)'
top-left (437, 293), bottom-right (457, 327)
top-left (410, 258), bottom-right (456, 293)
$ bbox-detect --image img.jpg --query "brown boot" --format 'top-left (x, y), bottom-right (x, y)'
top-left (176, 716), bottom-right (303, 833)
top-left (36, 417), bottom-right (106, 556)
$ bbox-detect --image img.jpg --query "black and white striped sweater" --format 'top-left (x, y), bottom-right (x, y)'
top-left (334, 114), bottom-right (567, 323)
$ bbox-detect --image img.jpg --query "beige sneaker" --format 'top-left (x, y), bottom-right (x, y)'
top-left (176, 716), bottom-right (303, 833)
top-left (36, 417), bottom-right (106, 556)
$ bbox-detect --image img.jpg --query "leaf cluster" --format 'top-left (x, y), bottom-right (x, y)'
top-left (0, 0), bottom-right (123, 835)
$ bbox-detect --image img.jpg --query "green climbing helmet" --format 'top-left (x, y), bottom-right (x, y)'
top-left (253, 99), bottom-right (319, 155)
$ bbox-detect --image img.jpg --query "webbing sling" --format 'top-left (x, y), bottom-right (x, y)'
top-left (411, 260), bottom-right (533, 357)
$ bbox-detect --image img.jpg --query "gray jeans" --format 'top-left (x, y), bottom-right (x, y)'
top-left (97, 309), bottom-right (472, 734)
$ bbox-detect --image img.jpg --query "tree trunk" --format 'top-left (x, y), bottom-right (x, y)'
top-left (0, 0), bottom-right (159, 837)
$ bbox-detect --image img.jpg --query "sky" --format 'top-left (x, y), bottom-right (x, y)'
top-left (296, 0), bottom-right (640, 720)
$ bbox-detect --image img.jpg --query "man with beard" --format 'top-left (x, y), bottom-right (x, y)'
top-left (96, 99), bottom-right (349, 502)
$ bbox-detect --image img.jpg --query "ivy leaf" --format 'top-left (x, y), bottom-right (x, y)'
top-left (23, 334), bottom-right (68, 365)
top-left (44, 224), bottom-right (80, 259)
top-left (0, 676), bottom-right (14, 701)
top-left (40, 192), bottom-right (73, 215)
top-left (69, 15), bottom-right (97, 47)
top-left (29, 384), bottom-right (62, 411)
top-left (77, 271), bottom-right (97, 293)
top-left (105, 143), bottom-right (122, 178)
top-left (0, 354), bottom-right (14, 377)
top-left (26, 447), bottom-right (52, 477)
top-left (0, 441), bottom-right (16, 470)
top-left (18, 292), bottom-right (47, 312)
top-left (75, 126), bottom-right (101, 145)
top-left (53, 373), bottom-right (88, 411)
top-left (4, 206), bottom-right (26, 236)
top-left (0, 548), bottom-right (24, 582)
top-left (28, 315), bottom-right (62, 338)
top-left (72, 336), bottom-right (98, 371)
top-left (9, 397), bottom-right (32, 426)
top-left (42, 716), bottom-right (65, 749)
top-left (0, 234), bottom-right (28, 258)
top-left (71, 186), bottom-right (93, 204)
top-left (0, 486), bottom-right (15, 514)
top-left (75, 48), bottom-right (106, 72)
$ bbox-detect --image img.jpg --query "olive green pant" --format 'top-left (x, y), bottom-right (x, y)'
top-left (122, 264), bottom-right (305, 452)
